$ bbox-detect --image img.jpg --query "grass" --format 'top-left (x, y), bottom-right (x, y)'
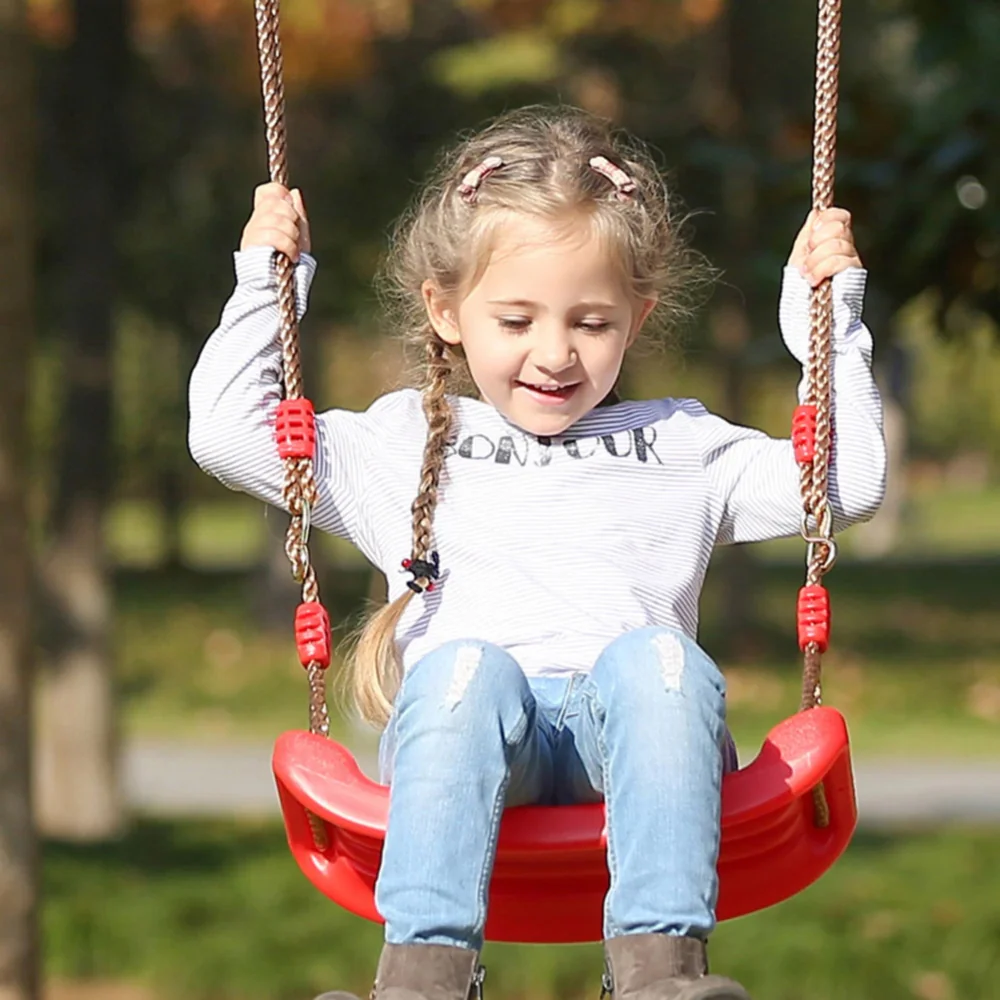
top-left (701, 558), bottom-right (1000, 758)
top-left (43, 820), bottom-right (1000, 1000)
top-left (113, 525), bottom-right (1000, 756)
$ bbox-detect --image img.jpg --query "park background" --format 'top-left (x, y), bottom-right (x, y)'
top-left (1, 0), bottom-right (999, 998)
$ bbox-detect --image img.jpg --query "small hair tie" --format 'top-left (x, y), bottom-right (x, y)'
top-left (589, 155), bottom-right (637, 202)
top-left (458, 155), bottom-right (504, 203)
top-left (401, 551), bottom-right (441, 594)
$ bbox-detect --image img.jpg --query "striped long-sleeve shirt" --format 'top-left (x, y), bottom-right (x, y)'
top-left (189, 247), bottom-right (885, 677)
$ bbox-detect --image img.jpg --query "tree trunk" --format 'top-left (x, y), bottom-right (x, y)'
top-left (35, 0), bottom-right (128, 840)
top-left (0, 0), bottom-right (40, 994)
top-left (253, 508), bottom-right (305, 631)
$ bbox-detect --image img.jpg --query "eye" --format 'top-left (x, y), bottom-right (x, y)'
top-left (498, 316), bottom-right (531, 332)
top-left (577, 320), bottom-right (611, 333)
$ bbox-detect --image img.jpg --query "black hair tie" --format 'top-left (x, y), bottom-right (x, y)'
top-left (401, 551), bottom-right (440, 594)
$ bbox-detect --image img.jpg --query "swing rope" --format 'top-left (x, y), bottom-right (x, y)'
top-left (253, 0), bottom-right (329, 849)
top-left (251, 0), bottom-right (843, 831)
top-left (797, 0), bottom-right (842, 829)
top-left (801, 0), bottom-right (841, 712)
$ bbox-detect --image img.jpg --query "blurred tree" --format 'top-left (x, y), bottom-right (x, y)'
top-left (845, 0), bottom-right (999, 327)
top-left (0, 0), bottom-right (40, 994)
top-left (35, 0), bottom-right (129, 839)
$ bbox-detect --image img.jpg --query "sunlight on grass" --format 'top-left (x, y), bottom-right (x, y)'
top-left (108, 497), bottom-right (371, 570)
top-left (911, 485), bottom-right (1000, 553)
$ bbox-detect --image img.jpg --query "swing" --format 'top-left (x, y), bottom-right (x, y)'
top-left (253, 0), bottom-right (855, 944)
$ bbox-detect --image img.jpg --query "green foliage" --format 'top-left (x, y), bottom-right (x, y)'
top-left (43, 822), bottom-right (1000, 999)
top-left (431, 32), bottom-right (563, 95)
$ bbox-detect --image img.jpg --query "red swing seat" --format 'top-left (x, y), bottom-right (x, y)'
top-left (273, 705), bottom-right (856, 943)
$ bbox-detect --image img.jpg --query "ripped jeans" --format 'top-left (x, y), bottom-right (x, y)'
top-left (375, 627), bottom-right (738, 951)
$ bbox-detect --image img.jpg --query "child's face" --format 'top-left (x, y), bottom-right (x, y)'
top-left (424, 214), bottom-right (655, 437)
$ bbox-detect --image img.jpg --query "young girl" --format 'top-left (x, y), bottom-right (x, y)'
top-left (189, 107), bottom-right (885, 1000)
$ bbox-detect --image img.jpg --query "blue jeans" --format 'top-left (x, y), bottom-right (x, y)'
top-left (375, 627), bottom-right (738, 950)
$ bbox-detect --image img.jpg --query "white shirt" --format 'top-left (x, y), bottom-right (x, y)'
top-left (189, 247), bottom-right (885, 678)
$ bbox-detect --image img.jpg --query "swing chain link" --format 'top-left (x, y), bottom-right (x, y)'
top-left (800, 500), bottom-right (837, 576)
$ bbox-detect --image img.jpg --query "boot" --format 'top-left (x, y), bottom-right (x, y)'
top-left (603, 933), bottom-right (751, 1000)
top-left (314, 942), bottom-right (484, 1000)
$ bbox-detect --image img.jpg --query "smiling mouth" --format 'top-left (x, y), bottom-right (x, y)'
top-left (515, 380), bottom-right (580, 404)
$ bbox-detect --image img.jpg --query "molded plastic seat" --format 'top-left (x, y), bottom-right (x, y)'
top-left (273, 706), bottom-right (856, 943)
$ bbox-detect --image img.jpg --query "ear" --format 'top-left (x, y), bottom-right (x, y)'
top-left (422, 279), bottom-right (462, 346)
top-left (627, 296), bottom-right (658, 347)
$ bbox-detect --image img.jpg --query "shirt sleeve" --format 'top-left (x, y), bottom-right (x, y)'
top-left (187, 247), bottom-right (387, 555)
top-left (692, 266), bottom-right (887, 546)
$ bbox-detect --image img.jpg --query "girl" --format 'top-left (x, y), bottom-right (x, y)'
top-left (189, 107), bottom-right (885, 1000)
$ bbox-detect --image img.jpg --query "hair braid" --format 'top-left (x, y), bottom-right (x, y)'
top-left (347, 331), bottom-right (454, 726)
top-left (410, 335), bottom-right (453, 567)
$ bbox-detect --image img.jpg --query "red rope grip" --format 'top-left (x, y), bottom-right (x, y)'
top-left (797, 584), bottom-right (831, 653)
top-left (276, 398), bottom-right (316, 460)
top-left (791, 404), bottom-right (817, 464)
top-left (295, 601), bottom-right (332, 669)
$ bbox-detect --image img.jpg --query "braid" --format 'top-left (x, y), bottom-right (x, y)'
top-left (410, 335), bottom-right (453, 571)
top-left (346, 331), bottom-right (455, 727)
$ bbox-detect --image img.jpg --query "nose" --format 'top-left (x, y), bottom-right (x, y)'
top-left (532, 325), bottom-right (577, 375)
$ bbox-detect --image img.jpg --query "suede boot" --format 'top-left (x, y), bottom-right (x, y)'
top-left (314, 942), bottom-right (485, 1000)
top-left (603, 933), bottom-right (751, 1000)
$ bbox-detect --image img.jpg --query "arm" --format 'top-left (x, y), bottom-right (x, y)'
top-left (189, 183), bottom-right (376, 542)
top-left (699, 264), bottom-right (886, 546)
top-left (187, 246), bottom-right (341, 520)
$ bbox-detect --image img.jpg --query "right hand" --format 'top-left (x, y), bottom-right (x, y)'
top-left (240, 182), bottom-right (311, 261)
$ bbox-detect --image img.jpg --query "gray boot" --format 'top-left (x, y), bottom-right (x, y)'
top-left (603, 934), bottom-right (751, 1000)
top-left (314, 942), bottom-right (484, 1000)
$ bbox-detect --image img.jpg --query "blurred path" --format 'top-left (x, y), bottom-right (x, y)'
top-left (122, 739), bottom-right (1000, 826)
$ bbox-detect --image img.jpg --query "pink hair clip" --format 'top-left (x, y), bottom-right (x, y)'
top-left (458, 155), bottom-right (504, 203)
top-left (589, 155), bottom-right (637, 202)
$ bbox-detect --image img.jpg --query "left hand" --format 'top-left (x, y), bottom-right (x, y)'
top-left (787, 208), bottom-right (862, 287)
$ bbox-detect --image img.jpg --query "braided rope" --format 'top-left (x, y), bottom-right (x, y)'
top-left (253, 0), bottom-right (330, 751)
top-left (800, 0), bottom-right (841, 713)
top-left (798, 0), bottom-right (843, 828)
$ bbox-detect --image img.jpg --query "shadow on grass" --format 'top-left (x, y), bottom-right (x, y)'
top-left (45, 819), bottom-right (1000, 1000)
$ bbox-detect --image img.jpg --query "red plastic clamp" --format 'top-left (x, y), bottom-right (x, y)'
top-left (275, 398), bottom-right (316, 460)
top-left (295, 601), bottom-right (332, 669)
top-left (797, 584), bottom-right (831, 653)
top-left (791, 404), bottom-right (817, 465)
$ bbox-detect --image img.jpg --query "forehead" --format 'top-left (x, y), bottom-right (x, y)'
top-left (465, 213), bottom-right (630, 302)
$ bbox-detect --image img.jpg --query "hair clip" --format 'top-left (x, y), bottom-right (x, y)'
top-left (458, 155), bottom-right (504, 203)
top-left (589, 155), bottom-right (637, 202)
top-left (401, 551), bottom-right (441, 594)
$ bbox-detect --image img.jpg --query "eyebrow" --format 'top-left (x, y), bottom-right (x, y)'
top-left (487, 299), bottom-right (619, 310)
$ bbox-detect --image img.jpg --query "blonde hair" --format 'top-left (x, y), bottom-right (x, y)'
top-left (349, 105), bottom-right (707, 726)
